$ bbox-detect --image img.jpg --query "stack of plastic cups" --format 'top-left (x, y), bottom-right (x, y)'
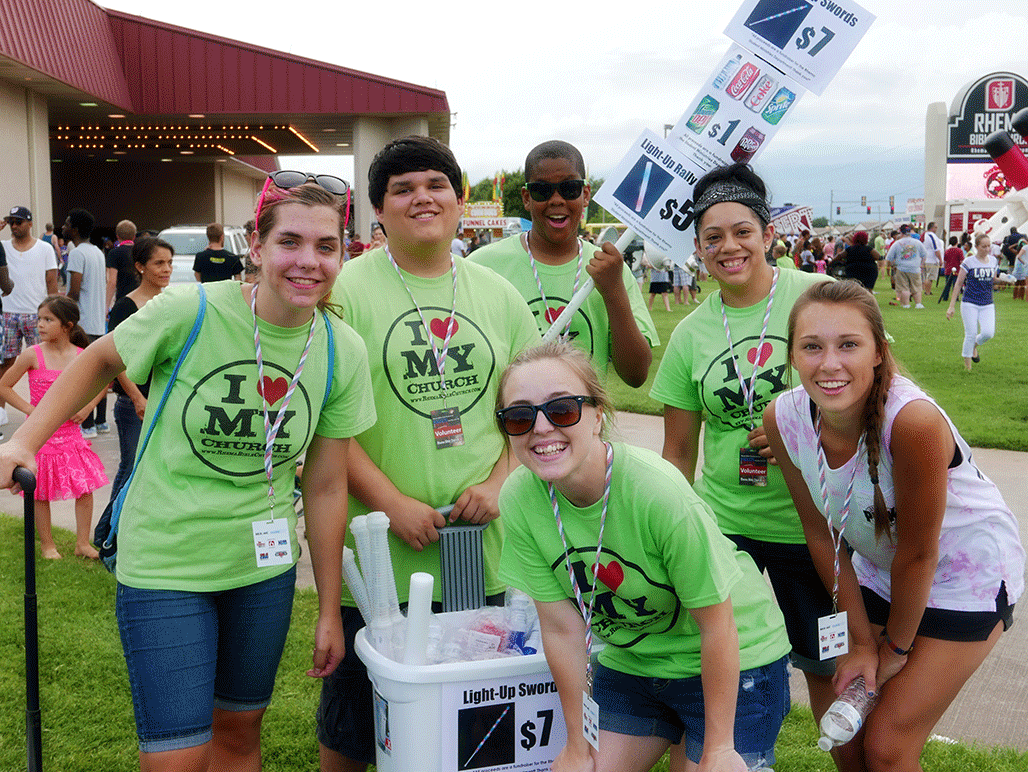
top-left (367, 511), bottom-right (405, 655)
top-left (350, 515), bottom-right (393, 657)
top-left (342, 547), bottom-right (371, 623)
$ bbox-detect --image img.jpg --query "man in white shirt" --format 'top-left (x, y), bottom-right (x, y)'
top-left (922, 221), bottom-right (944, 296)
top-left (64, 208), bottom-right (110, 437)
top-left (0, 206), bottom-right (56, 426)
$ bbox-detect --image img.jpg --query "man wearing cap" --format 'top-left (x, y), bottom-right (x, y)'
top-left (885, 223), bottom-right (929, 308)
top-left (0, 207), bottom-right (58, 423)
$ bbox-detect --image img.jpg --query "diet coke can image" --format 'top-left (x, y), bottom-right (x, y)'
top-left (726, 62), bottom-right (761, 100)
top-left (731, 126), bottom-right (766, 163)
top-left (761, 87), bottom-right (797, 125)
top-left (745, 74), bottom-right (777, 112)
top-left (685, 95), bottom-right (720, 134)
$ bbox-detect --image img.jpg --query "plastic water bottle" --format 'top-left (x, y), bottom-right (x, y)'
top-left (818, 676), bottom-right (878, 751)
top-left (713, 54), bottom-right (743, 89)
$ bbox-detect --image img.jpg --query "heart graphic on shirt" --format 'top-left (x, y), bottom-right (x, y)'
top-left (430, 316), bottom-right (458, 339)
top-left (544, 306), bottom-right (567, 324)
top-left (747, 342), bottom-right (773, 367)
top-left (592, 560), bottom-right (624, 592)
top-left (258, 376), bottom-right (288, 405)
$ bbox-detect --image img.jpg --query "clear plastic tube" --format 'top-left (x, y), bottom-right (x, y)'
top-left (342, 547), bottom-right (371, 623)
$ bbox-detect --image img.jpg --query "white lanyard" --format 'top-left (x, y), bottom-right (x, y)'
top-left (813, 410), bottom-right (863, 611)
top-left (719, 267), bottom-right (779, 430)
top-left (550, 441), bottom-right (613, 694)
top-left (387, 246), bottom-right (458, 403)
top-left (525, 232), bottom-right (583, 338)
top-left (250, 283), bottom-right (318, 519)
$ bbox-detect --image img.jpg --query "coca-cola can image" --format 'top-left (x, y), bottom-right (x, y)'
top-left (745, 74), bottom-right (777, 112)
top-left (731, 126), bottom-right (766, 163)
top-left (726, 62), bottom-right (761, 100)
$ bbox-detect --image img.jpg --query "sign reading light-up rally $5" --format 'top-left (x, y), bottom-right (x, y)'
top-left (591, 0), bottom-right (874, 269)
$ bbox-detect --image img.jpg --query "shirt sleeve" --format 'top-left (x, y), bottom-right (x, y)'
top-left (650, 320), bottom-right (701, 411)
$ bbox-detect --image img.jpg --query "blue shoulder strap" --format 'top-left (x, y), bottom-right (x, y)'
top-left (105, 285), bottom-right (207, 544)
top-left (322, 310), bottom-right (334, 410)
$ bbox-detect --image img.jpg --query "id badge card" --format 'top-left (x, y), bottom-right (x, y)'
top-left (582, 691), bottom-right (600, 751)
top-left (817, 611), bottom-right (849, 660)
top-left (739, 447), bottom-right (768, 486)
top-left (253, 519), bottom-right (293, 568)
top-left (431, 406), bottom-right (465, 449)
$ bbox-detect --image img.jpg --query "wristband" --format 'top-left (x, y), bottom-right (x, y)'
top-left (880, 628), bottom-right (913, 656)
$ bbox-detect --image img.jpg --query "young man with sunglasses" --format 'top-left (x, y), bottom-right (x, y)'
top-left (319, 136), bottom-right (539, 772)
top-left (0, 207), bottom-right (54, 426)
top-left (470, 140), bottom-right (657, 387)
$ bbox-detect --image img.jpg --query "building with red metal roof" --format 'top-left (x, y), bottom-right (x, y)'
top-left (0, 0), bottom-right (450, 236)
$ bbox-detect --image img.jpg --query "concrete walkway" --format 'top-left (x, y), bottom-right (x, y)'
top-left (17, 406), bottom-right (1028, 751)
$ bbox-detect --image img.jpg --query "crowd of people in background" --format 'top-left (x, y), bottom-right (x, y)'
top-left (0, 145), bottom-right (1025, 772)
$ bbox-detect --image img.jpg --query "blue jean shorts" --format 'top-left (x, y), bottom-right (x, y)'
top-left (115, 565), bottom-right (296, 753)
top-left (594, 655), bottom-right (790, 768)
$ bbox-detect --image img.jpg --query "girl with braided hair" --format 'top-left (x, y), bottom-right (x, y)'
top-left (650, 163), bottom-right (844, 766)
top-left (764, 280), bottom-right (1025, 772)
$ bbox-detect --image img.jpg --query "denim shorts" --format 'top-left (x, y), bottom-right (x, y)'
top-left (594, 655), bottom-right (790, 768)
top-left (728, 534), bottom-right (836, 676)
top-left (116, 565), bottom-right (296, 753)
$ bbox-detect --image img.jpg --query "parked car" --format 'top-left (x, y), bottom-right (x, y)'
top-left (158, 225), bottom-right (248, 284)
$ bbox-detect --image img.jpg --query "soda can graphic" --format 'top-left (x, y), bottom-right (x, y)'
top-left (731, 126), bottom-right (766, 163)
top-left (761, 87), bottom-right (797, 125)
top-left (685, 95), bottom-right (720, 134)
top-left (726, 62), bottom-right (761, 100)
top-left (745, 74), bottom-right (777, 112)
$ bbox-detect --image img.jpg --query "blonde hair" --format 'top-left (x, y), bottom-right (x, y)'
top-left (495, 340), bottom-right (615, 440)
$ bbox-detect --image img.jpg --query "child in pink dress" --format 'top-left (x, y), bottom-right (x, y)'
top-left (0, 296), bottom-right (108, 558)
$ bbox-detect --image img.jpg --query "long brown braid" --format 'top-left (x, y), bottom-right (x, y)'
top-left (787, 281), bottom-right (903, 540)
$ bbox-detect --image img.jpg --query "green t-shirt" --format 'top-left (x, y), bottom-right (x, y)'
top-left (469, 236), bottom-right (658, 380)
top-left (776, 255), bottom-right (796, 271)
top-left (650, 269), bottom-right (831, 542)
top-left (112, 282), bottom-right (377, 591)
top-left (498, 443), bottom-right (789, 678)
top-left (874, 235), bottom-right (886, 255)
top-left (334, 249), bottom-right (540, 604)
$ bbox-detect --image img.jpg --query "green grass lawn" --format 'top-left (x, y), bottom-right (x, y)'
top-left (3, 518), bottom-right (1028, 771)
top-left (612, 278), bottom-right (1028, 451)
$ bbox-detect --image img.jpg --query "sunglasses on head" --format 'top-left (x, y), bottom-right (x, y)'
top-left (255, 171), bottom-right (351, 232)
top-left (524, 179), bottom-right (585, 203)
top-left (496, 395), bottom-right (596, 436)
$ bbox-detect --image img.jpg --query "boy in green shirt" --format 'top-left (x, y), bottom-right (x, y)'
top-left (318, 136), bottom-right (539, 772)
top-left (471, 140), bottom-right (657, 386)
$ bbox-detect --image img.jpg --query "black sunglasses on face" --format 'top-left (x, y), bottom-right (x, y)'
top-left (496, 395), bottom-right (597, 436)
top-left (524, 179), bottom-right (585, 202)
top-left (7, 218), bottom-right (25, 226)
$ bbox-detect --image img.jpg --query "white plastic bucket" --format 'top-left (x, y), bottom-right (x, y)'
top-left (355, 620), bottom-right (567, 772)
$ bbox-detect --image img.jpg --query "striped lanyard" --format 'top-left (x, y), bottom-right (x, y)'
top-left (525, 232), bottom-right (583, 339)
top-left (550, 441), bottom-right (613, 694)
top-left (719, 267), bottom-right (779, 430)
top-left (813, 410), bottom-right (862, 612)
top-left (387, 246), bottom-right (458, 404)
top-left (250, 283), bottom-right (318, 520)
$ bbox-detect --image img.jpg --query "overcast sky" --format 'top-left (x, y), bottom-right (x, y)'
top-left (104, 0), bottom-right (1028, 221)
